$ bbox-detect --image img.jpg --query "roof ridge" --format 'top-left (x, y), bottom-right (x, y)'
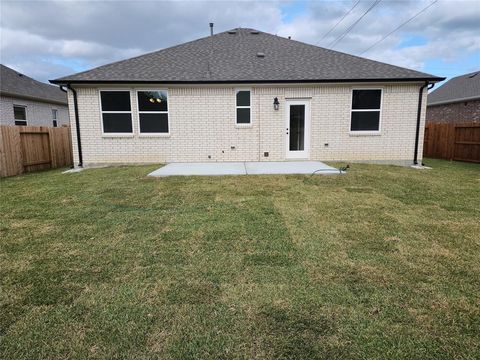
top-left (50, 28), bottom-right (444, 84)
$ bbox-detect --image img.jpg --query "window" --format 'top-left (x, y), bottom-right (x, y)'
top-left (52, 109), bottom-right (58, 127)
top-left (100, 91), bottom-right (133, 134)
top-left (350, 89), bottom-right (382, 132)
top-left (13, 105), bottom-right (27, 126)
top-left (236, 90), bottom-right (251, 125)
top-left (137, 90), bottom-right (169, 134)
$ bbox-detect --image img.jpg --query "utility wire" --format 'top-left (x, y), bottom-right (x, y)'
top-left (317, 0), bottom-right (361, 45)
top-left (359, 0), bottom-right (438, 55)
top-left (329, 0), bottom-right (382, 49)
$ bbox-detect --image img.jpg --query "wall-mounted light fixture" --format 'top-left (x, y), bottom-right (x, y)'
top-left (273, 97), bottom-right (280, 111)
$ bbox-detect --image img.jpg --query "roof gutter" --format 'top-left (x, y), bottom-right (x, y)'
top-left (414, 81), bottom-right (435, 165)
top-left (49, 77), bottom-right (445, 86)
top-left (67, 84), bottom-right (83, 167)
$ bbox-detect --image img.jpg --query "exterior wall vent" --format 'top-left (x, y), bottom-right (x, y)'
top-left (256, 52), bottom-right (265, 58)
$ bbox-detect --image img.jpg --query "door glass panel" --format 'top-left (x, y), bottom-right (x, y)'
top-left (289, 105), bottom-right (305, 151)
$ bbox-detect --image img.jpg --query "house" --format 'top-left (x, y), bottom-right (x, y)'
top-left (427, 71), bottom-right (480, 124)
top-left (50, 28), bottom-right (444, 167)
top-left (0, 64), bottom-right (69, 127)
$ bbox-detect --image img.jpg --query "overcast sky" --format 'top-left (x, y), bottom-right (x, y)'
top-left (1, 0), bottom-right (479, 85)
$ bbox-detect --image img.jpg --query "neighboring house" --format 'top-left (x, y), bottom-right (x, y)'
top-left (50, 28), bottom-right (443, 167)
top-left (427, 71), bottom-right (480, 124)
top-left (0, 64), bottom-right (69, 127)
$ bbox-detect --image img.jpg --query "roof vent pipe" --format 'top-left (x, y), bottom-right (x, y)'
top-left (209, 23), bottom-right (214, 36)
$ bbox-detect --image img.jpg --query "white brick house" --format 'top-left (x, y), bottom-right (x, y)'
top-left (1, 65), bottom-right (69, 127)
top-left (51, 28), bottom-right (444, 167)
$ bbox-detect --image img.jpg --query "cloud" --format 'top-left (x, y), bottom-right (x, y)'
top-left (0, 0), bottom-right (478, 82)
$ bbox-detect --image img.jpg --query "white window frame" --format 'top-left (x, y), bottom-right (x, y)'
top-left (136, 89), bottom-right (170, 137)
top-left (52, 108), bottom-right (58, 127)
top-left (349, 88), bottom-right (383, 135)
top-left (13, 104), bottom-right (27, 126)
top-left (98, 89), bottom-right (134, 137)
top-left (235, 88), bottom-right (252, 127)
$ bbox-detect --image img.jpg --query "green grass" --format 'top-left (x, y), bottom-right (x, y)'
top-left (1, 159), bottom-right (479, 359)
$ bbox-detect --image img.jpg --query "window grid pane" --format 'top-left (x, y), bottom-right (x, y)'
top-left (236, 108), bottom-right (250, 124)
top-left (236, 91), bottom-right (250, 107)
top-left (138, 91), bottom-right (168, 112)
top-left (352, 89), bottom-right (381, 110)
top-left (351, 111), bottom-right (380, 131)
top-left (139, 113), bottom-right (169, 133)
top-left (14, 106), bottom-right (26, 120)
top-left (102, 113), bottom-right (133, 133)
top-left (101, 91), bottom-right (131, 111)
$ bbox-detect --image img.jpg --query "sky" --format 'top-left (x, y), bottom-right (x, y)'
top-left (1, 0), bottom-right (479, 86)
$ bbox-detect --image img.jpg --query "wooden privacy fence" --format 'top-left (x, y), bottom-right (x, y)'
top-left (424, 122), bottom-right (480, 163)
top-left (0, 125), bottom-right (73, 177)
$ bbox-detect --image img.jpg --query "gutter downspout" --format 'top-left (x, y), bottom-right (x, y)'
top-left (66, 84), bottom-right (83, 167)
top-left (413, 81), bottom-right (433, 165)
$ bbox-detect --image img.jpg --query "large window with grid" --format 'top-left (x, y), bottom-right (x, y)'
top-left (350, 89), bottom-right (382, 132)
top-left (137, 90), bottom-right (169, 134)
top-left (100, 90), bottom-right (133, 134)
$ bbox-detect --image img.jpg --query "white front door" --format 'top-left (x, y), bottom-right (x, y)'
top-left (285, 100), bottom-right (310, 159)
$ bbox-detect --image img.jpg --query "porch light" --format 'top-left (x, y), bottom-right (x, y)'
top-left (273, 97), bottom-right (280, 110)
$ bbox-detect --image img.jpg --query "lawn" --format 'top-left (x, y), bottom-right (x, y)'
top-left (1, 159), bottom-right (479, 359)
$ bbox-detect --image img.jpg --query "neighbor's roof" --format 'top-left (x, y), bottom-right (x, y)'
top-left (51, 28), bottom-right (443, 85)
top-left (427, 71), bottom-right (480, 106)
top-left (1, 64), bottom-right (67, 105)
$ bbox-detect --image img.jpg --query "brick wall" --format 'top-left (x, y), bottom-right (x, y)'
top-left (68, 83), bottom-right (425, 166)
top-left (0, 95), bottom-right (69, 127)
top-left (426, 99), bottom-right (480, 124)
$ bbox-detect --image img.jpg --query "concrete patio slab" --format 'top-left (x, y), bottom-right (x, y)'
top-left (148, 162), bottom-right (246, 177)
top-left (245, 161), bottom-right (339, 175)
top-left (148, 161), bottom-right (340, 177)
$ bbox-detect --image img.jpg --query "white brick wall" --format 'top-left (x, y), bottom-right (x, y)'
top-left (0, 95), bottom-right (69, 127)
top-left (68, 83), bottom-right (426, 166)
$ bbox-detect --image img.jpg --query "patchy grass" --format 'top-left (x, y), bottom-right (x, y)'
top-left (1, 159), bottom-right (479, 359)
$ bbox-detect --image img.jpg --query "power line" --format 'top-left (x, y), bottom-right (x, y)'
top-left (317, 0), bottom-right (361, 45)
top-left (359, 0), bottom-right (438, 55)
top-left (329, 0), bottom-right (382, 49)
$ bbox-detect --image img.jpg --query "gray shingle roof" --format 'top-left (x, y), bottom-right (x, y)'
top-left (427, 71), bottom-right (480, 106)
top-left (51, 28), bottom-right (443, 84)
top-left (1, 64), bottom-right (67, 104)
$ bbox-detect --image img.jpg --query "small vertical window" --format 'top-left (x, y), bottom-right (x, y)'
top-left (137, 90), bottom-right (169, 134)
top-left (52, 109), bottom-right (58, 127)
top-left (350, 89), bottom-right (382, 132)
top-left (100, 91), bottom-right (133, 134)
top-left (13, 105), bottom-right (27, 126)
top-left (236, 90), bottom-right (251, 125)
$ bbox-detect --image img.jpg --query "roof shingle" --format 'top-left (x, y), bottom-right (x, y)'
top-left (1, 64), bottom-right (67, 104)
top-left (427, 71), bottom-right (480, 106)
top-left (51, 28), bottom-right (443, 84)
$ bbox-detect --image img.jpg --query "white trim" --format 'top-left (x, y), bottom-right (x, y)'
top-left (135, 89), bottom-right (170, 136)
top-left (235, 88), bottom-right (252, 127)
top-left (285, 99), bottom-right (310, 159)
top-left (98, 89), bottom-right (134, 136)
top-left (349, 88), bottom-right (383, 133)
